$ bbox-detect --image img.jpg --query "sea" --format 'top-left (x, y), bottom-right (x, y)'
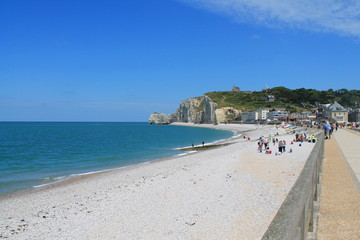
top-left (0, 122), bottom-right (236, 196)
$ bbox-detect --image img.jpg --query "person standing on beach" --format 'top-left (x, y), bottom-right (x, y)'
top-left (202, 141), bottom-right (205, 146)
top-left (264, 139), bottom-right (269, 149)
top-left (278, 141), bottom-right (283, 153)
top-left (282, 140), bottom-right (286, 153)
top-left (258, 141), bottom-right (263, 153)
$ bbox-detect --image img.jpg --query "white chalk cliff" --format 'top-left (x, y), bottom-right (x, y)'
top-left (149, 95), bottom-right (241, 125)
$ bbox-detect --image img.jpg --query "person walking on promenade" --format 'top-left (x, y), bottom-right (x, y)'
top-left (323, 122), bottom-right (331, 139)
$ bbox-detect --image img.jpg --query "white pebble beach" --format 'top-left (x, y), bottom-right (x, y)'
top-left (0, 123), bottom-right (319, 240)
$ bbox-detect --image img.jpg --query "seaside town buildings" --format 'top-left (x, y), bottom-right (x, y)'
top-left (226, 86), bottom-right (356, 123)
top-left (291, 112), bottom-right (317, 121)
top-left (241, 111), bottom-right (259, 122)
top-left (241, 108), bottom-right (288, 122)
top-left (257, 108), bottom-right (270, 120)
top-left (266, 108), bottom-right (288, 120)
top-left (238, 101), bottom-right (358, 124)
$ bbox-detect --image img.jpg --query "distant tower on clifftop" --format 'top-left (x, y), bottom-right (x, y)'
top-left (232, 85), bottom-right (240, 92)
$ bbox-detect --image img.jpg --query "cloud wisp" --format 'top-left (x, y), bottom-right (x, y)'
top-left (180, 0), bottom-right (360, 37)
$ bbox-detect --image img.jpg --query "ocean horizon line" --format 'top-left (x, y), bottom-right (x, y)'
top-left (0, 121), bottom-right (149, 123)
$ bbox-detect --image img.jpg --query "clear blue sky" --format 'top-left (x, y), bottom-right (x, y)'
top-left (1, 0), bottom-right (360, 121)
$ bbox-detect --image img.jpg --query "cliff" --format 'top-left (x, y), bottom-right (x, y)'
top-left (149, 112), bottom-right (177, 125)
top-left (173, 96), bottom-right (217, 124)
top-left (149, 95), bottom-right (240, 124)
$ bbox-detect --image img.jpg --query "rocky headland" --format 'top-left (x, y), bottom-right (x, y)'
top-left (149, 95), bottom-right (240, 125)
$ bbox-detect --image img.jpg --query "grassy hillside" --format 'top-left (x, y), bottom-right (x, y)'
top-left (205, 87), bottom-right (360, 113)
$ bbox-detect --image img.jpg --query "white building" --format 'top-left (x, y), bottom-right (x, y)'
top-left (241, 108), bottom-right (288, 121)
top-left (241, 111), bottom-right (259, 122)
top-left (256, 108), bottom-right (271, 120)
top-left (267, 109), bottom-right (288, 120)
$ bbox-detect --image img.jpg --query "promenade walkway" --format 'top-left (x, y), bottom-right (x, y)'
top-left (317, 129), bottom-right (360, 239)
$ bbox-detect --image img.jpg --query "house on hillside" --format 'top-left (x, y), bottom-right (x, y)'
top-left (267, 95), bottom-right (275, 102)
top-left (324, 101), bottom-right (348, 123)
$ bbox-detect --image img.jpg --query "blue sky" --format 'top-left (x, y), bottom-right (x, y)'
top-left (1, 0), bottom-right (360, 121)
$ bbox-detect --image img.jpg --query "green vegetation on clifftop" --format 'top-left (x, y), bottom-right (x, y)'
top-left (205, 87), bottom-right (360, 113)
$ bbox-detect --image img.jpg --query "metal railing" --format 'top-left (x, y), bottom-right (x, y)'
top-left (261, 133), bottom-right (324, 240)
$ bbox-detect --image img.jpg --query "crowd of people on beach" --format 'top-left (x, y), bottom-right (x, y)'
top-left (253, 120), bottom-right (357, 156)
top-left (255, 131), bottom-right (317, 156)
top-left (257, 136), bottom-right (287, 155)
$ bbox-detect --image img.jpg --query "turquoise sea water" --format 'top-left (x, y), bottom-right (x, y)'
top-left (0, 122), bottom-right (235, 196)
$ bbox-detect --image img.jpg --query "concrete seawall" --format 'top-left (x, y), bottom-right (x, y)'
top-left (262, 133), bottom-right (324, 240)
